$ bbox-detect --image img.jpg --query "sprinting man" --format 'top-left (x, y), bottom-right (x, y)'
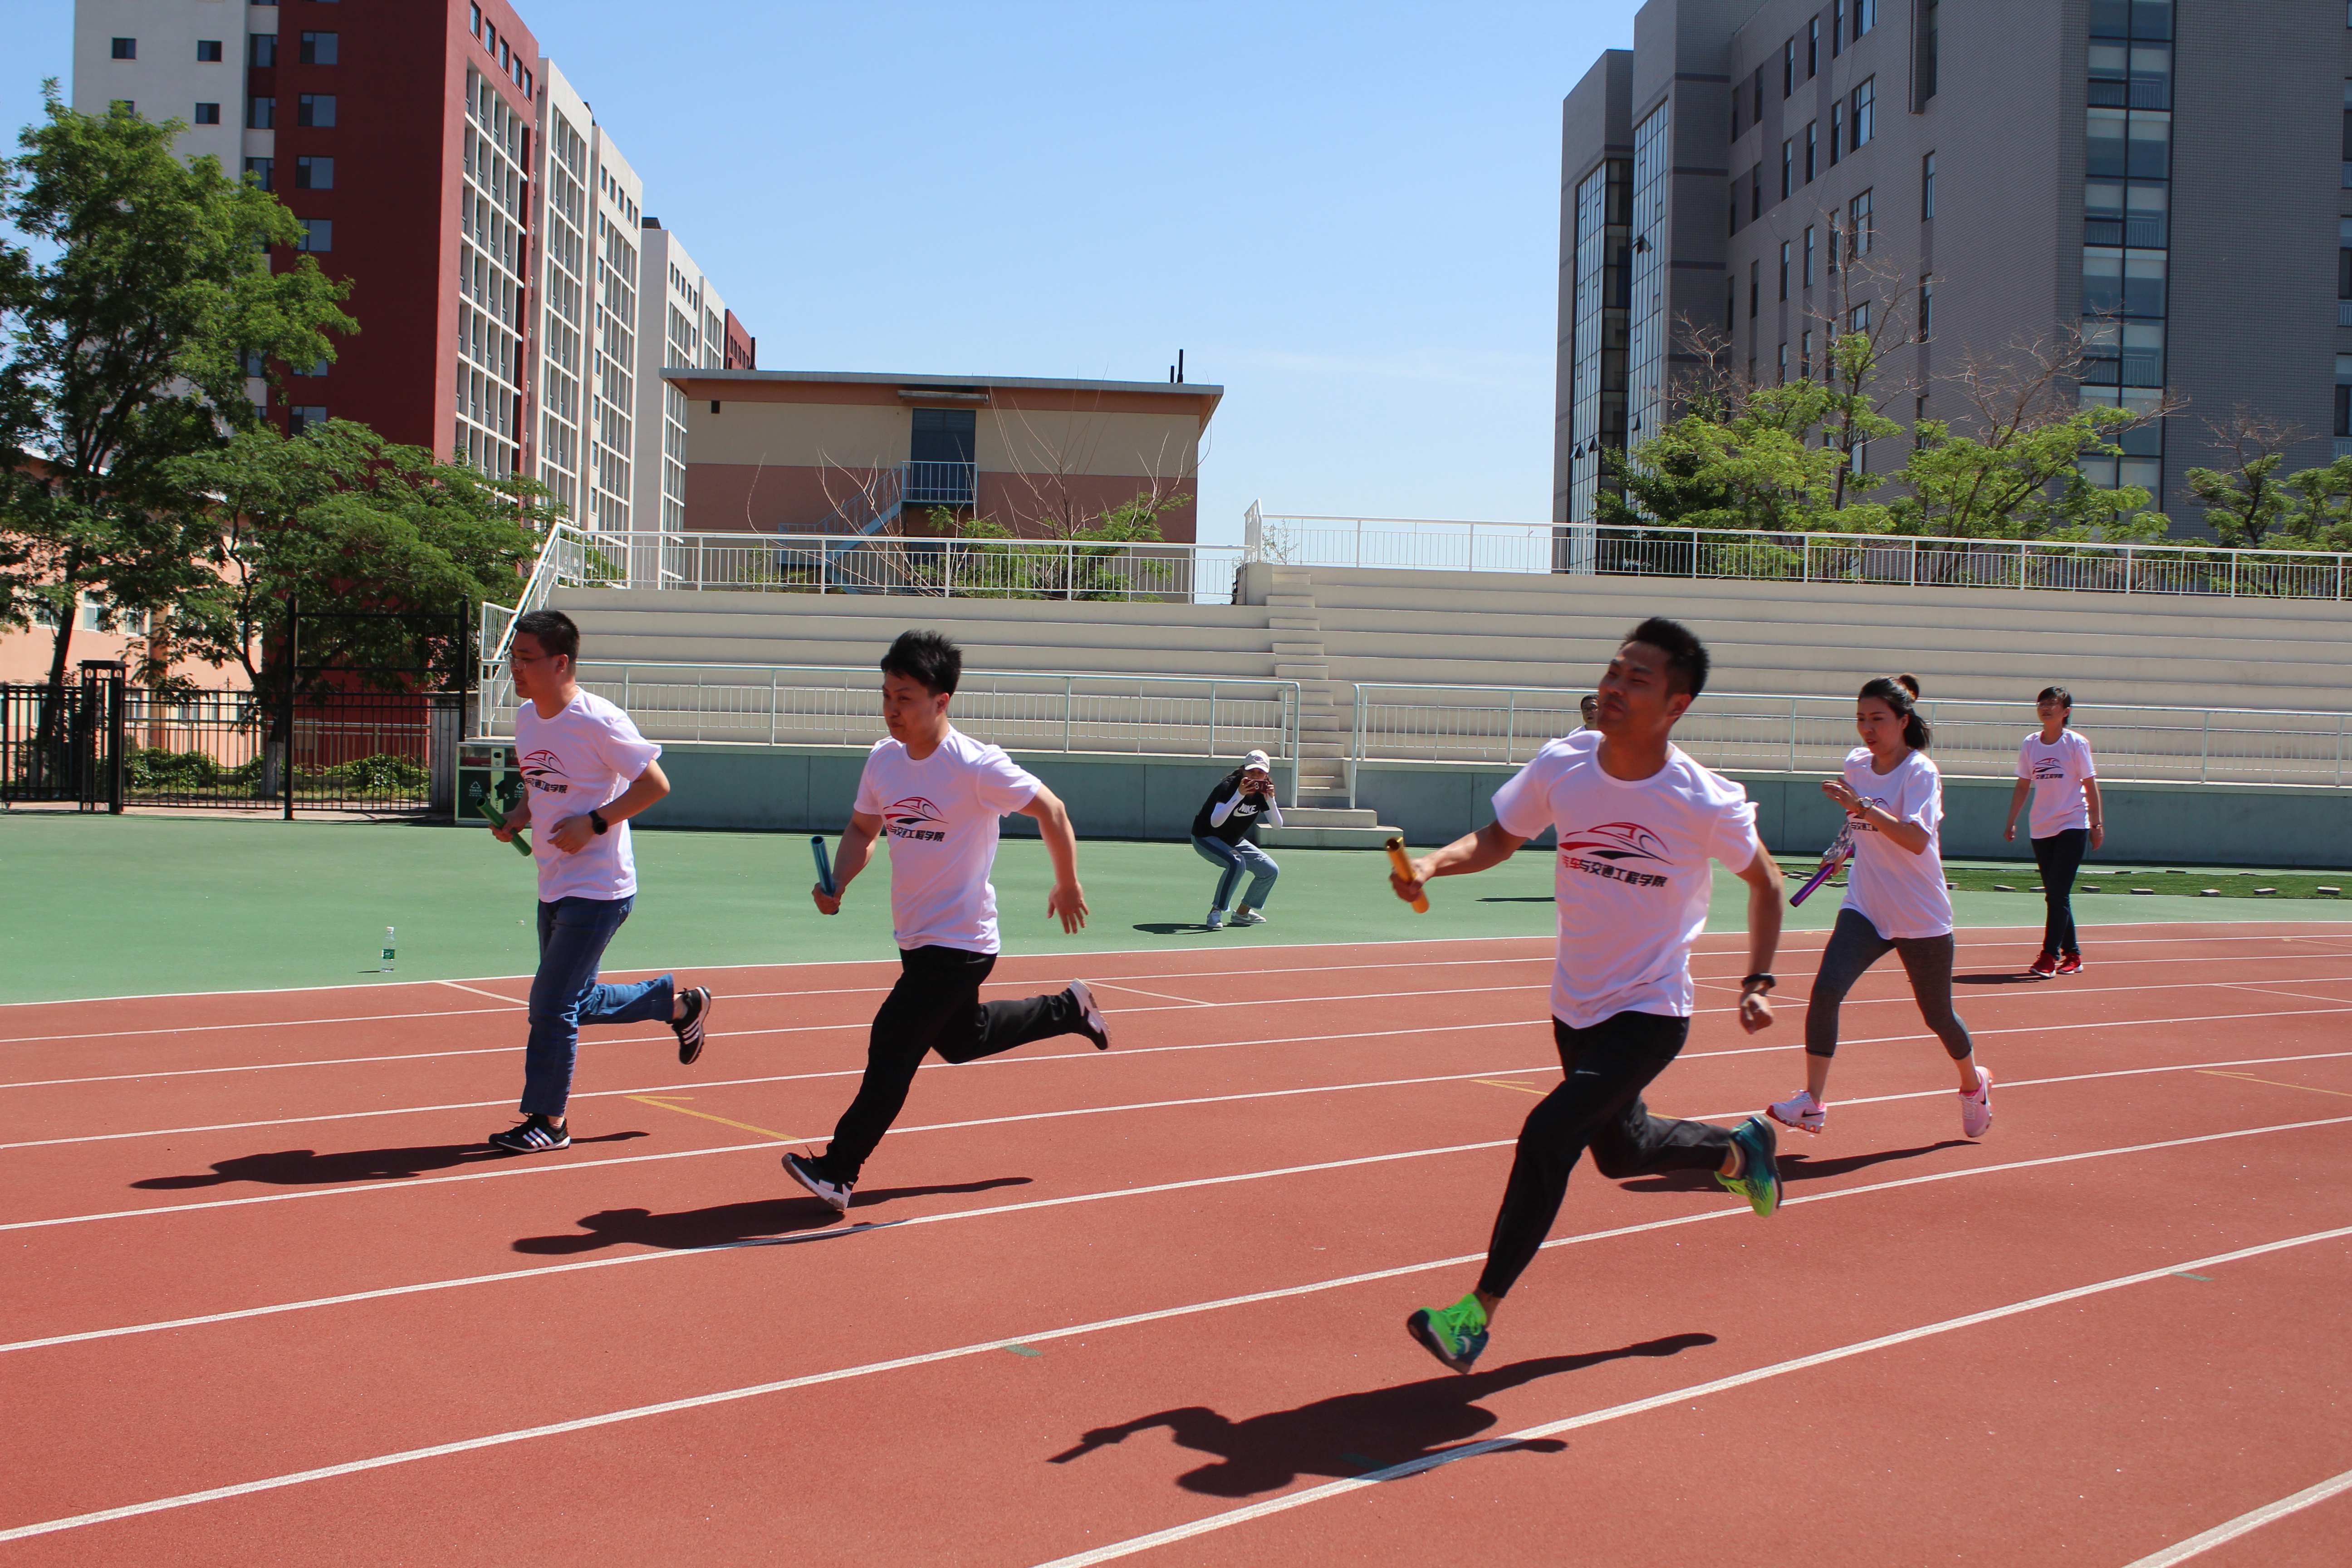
top-left (1390, 617), bottom-right (1786, 1372)
top-left (488, 608), bottom-right (715, 1154)
top-left (786, 629), bottom-right (1112, 1214)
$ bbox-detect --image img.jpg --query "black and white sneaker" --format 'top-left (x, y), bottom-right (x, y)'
top-left (1068, 979), bottom-right (1111, 1050)
top-left (671, 985), bottom-right (715, 1065)
top-left (488, 1113), bottom-right (570, 1153)
top-left (784, 1151), bottom-right (853, 1213)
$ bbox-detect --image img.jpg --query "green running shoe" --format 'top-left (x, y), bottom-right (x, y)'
top-left (1715, 1114), bottom-right (1782, 1217)
top-left (1406, 1292), bottom-right (1490, 1372)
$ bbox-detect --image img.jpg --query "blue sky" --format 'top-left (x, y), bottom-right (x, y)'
top-left (5, 1), bottom-right (1632, 544)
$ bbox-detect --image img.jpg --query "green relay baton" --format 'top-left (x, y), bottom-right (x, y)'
top-left (479, 778), bottom-right (530, 856)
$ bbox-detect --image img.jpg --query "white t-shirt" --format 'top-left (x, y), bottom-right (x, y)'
top-left (1490, 730), bottom-right (1764, 1030)
top-left (514, 690), bottom-right (663, 903)
top-left (1838, 746), bottom-right (1953, 941)
top-left (2016, 729), bottom-right (2097, 838)
top-left (854, 728), bottom-right (1042, 954)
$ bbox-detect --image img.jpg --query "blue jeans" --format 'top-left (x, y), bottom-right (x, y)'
top-left (1191, 835), bottom-right (1279, 912)
top-left (522, 895), bottom-right (674, 1117)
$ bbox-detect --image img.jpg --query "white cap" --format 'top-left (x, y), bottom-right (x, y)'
top-left (1241, 749), bottom-right (1273, 773)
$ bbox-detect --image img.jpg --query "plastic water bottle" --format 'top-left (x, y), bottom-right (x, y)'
top-left (382, 926), bottom-right (397, 973)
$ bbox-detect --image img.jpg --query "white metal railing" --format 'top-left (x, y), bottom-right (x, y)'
top-left (1245, 509), bottom-right (2352, 599)
top-left (476, 662), bottom-right (1303, 803)
top-left (1348, 684), bottom-right (2352, 802)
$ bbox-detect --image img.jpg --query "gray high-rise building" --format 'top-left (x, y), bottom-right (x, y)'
top-left (1554, 0), bottom-right (2352, 538)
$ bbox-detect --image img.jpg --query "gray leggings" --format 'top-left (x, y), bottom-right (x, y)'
top-left (1805, 907), bottom-right (1975, 1061)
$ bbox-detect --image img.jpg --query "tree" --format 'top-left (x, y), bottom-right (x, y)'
top-left (2182, 409), bottom-right (2312, 549)
top-left (0, 89), bottom-right (355, 695)
top-left (158, 420), bottom-right (549, 696)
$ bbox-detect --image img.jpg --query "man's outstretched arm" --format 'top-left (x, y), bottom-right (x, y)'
top-left (1393, 820), bottom-right (1529, 905)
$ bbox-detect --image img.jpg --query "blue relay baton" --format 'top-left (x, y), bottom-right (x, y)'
top-left (811, 835), bottom-right (837, 897)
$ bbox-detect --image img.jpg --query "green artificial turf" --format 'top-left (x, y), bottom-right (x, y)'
top-left (2, 811), bottom-right (2344, 1004)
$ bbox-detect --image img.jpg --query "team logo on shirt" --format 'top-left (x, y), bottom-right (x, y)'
top-left (519, 748), bottom-right (570, 794)
top-left (884, 796), bottom-right (948, 843)
top-left (2031, 758), bottom-right (2067, 780)
top-left (1557, 821), bottom-right (1672, 888)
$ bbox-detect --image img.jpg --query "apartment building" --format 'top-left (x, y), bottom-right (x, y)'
top-left (71, 1), bottom-right (753, 539)
top-left (1554, 0), bottom-right (2352, 536)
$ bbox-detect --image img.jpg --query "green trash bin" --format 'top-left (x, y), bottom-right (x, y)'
top-left (458, 743), bottom-right (519, 828)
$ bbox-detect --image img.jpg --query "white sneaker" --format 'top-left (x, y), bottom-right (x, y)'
top-left (1230, 909), bottom-right (1267, 926)
top-left (1960, 1067), bottom-right (1993, 1138)
top-left (1205, 909), bottom-right (1226, 930)
top-left (1766, 1089), bottom-right (1827, 1135)
top-left (783, 1151), bottom-right (852, 1213)
top-left (1068, 979), bottom-right (1111, 1050)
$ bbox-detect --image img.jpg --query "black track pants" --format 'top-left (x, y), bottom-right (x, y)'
top-left (2032, 828), bottom-right (2088, 957)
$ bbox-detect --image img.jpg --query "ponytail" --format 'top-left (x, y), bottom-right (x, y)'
top-left (1859, 674), bottom-right (1931, 750)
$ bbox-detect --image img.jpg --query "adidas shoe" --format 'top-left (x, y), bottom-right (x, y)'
top-left (1406, 1293), bottom-right (1490, 1373)
top-left (1068, 980), bottom-right (1111, 1050)
top-left (488, 1113), bottom-right (569, 1153)
top-left (783, 1152), bottom-right (853, 1214)
top-left (1230, 909), bottom-right (1267, 926)
top-left (671, 985), bottom-right (715, 1065)
top-left (1714, 1115), bottom-right (1781, 1216)
top-left (1960, 1066), bottom-right (1994, 1138)
top-left (2028, 951), bottom-right (2058, 979)
top-left (1767, 1088), bottom-right (1827, 1136)
top-left (2056, 952), bottom-right (2084, 976)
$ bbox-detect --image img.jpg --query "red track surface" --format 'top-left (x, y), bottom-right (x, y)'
top-left (4, 922), bottom-right (2350, 1566)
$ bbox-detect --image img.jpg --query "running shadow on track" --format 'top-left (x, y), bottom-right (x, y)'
top-left (510, 1176), bottom-right (1033, 1253)
top-left (1616, 1139), bottom-right (1967, 1195)
top-left (1132, 922), bottom-right (1219, 935)
top-left (1953, 973), bottom-right (2042, 986)
top-left (130, 1132), bottom-right (649, 1189)
top-left (1049, 1333), bottom-right (1712, 1497)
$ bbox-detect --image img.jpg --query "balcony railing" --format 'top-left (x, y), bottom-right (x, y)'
top-left (903, 460), bottom-right (978, 506)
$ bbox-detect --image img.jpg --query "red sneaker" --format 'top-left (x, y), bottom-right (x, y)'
top-left (2056, 952), bottom-right (2084, 976)
top-left (2029, 951), bottom-right (2058, 978)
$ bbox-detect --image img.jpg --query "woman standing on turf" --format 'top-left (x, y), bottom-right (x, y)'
top-left (2004, 686), bottom-right (2102, 978)
top-left (1769, 675), bottom-right (1993, 1142)
top-left (1190, 749), bottom-right (1282, 930)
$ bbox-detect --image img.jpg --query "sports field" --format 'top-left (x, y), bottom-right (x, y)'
top-left (4, 814), bottom-right (2350, 1564)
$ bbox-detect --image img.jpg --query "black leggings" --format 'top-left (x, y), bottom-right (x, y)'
top-left (1477, 1013), bottom-right (1734, 1300)
top-left (1804, 907), bottom-right (1975, 1062)
top-left (817, 945), bottom-right (1084, 1182)
top-left (2032, 828), bottom-right (2088, 956)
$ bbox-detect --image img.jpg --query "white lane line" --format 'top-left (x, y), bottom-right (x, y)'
top-left (0, 1006), bottom-right (516, 1049)
top-left (9, 1107), bottom-right (2349, 1361)
top-left (7, 1212), bottom-right (2346, 1550)
top-left (2117, 1466), bottom-right (2352, 1567)
top-left (434, 981), bottom-right (526, 1007)
top-left (1026, 1224), bottom-right (2352, 1568)
top-left (1085, 982), bottom-right (1215, 1007)
top-left (2214, 980), bottom-right (2352, 1006)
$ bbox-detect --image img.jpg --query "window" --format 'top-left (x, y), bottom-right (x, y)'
top-left (1857, 0), bottom-right (1877, 37)
top-left (1802, 329), bottom-right (1814, 379)
top-left (1830, 103), bottom-right (1843, 165)
top-left (290, 358), bottom-right (328, 377)
top-left (1750, 259), bottom-right (1761, 317)
top-left (1779, 343), bottom-right (1789, 383)
top-left (2337, 355), bottom-right (2352, 440)
top-left (244, 157), bottom-right (272, 190)
top-left (2082, 249), bottom-right (2165, 316)
top-left (1848, 189), bottom-right (1874, 257)
top-left (1852, 78), bottom-right (1875, 149)
top-left (1833, 1), bottom-right (1845, 55)
top-left (2087, 181), bottom-right (2167, 246)
top-left (1753, 65), bottom-right (1767, 123)
top-left (2345, 82), bottom-right (2352, 186)
top-left (250, 34), bottom-right (277, 66)
top-left (1779, 240), bottom-right (1791, 299)
top-left (1726, 277), bottom-right (1737, 329)
top-left (1782, 139), bottom-right (1794, 198)
top-left (2338, 218), bottom-right (2352, 300)
top-left (297, 218), bottom-right (332, 252)
top-left (297, 94), bottom-right (335, 127)
top-left (240, 350), bottom-right (265, 377)
top-left (1918, 276), bottom-right (1934, 339)
top-left (248, 96), bottom-right (275, 129)
top-left (1803, 224), bottom-right (1816, 286)
top-left (1752, 164), bottom-right (1763, 221)
top-left (1805, 121), bottom-right (1818, 181)
top-left (1730, 83), bottom-right (1742, 139)
top-left (1783, 39), bottom-right (1795, 97)
top-left (194, 103), bottom-right (220, 125)
top-left (1918, 0), bottom-right (1940, 103)
top-left (289, 407), bottom-right (327, 437)
top-left (299, 32), bottom-right (338, 65)
top-left (294, 155), bottom-right (332, 190)
top-left (1922, 152), bottom-right (1937, 219)
top-left (110, 37), bottom-right (135, 59)
top-left (1850, 302), bottom-right (1871, 333)
top-left (197, 39), bottom-right (223, 61)
top-left (470, 2), bottom-right (481, 35)
top-left (1807, 17), bottom-right (1819, 77)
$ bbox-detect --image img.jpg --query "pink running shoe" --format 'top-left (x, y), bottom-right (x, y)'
top-left (1767, 1089), bottom-right (1827, 1135)
top-left (1960, 1067), bottom-right (1994, 1138)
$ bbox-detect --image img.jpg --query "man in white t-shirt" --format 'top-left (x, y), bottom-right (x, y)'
top-left (1388, 617), bottom-right (1788, 1372)
top-left (486, 610), bottom-right (716, 1154)
top-left (784, 630), bottom-right (1112, 1214)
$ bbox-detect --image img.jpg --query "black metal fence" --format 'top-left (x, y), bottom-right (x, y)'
top-left (118, 689), bottom-right (462, 812)
top-left (1, 665), bottom-right (126, 811)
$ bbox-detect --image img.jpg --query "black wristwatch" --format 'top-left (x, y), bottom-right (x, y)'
top-left (589, 810), bottom-right (609, 836)
top-left (1740, 972), bottom-right (1776, 992)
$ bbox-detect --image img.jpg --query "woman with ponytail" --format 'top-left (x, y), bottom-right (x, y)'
top-left (1769, 675), bottom-right (1993, 1141)
top-left (2004, 686), bottom-right (2101, 977)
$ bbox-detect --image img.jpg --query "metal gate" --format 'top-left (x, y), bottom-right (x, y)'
top-left (0, 662), bottom-right (127, 812)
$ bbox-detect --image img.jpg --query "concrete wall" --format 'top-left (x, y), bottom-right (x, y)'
top-left (604, 740), bottom-right (2349, 868)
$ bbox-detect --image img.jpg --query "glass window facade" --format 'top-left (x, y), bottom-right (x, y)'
top-left (2080, 0), bottom-right (2171, 498)
top-left (1625, 103), bottom-right (1671, 456)
top-left (1567, 157), bottom-right (1632, 524)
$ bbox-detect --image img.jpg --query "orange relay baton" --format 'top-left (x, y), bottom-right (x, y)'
top-left (1385, 837), bottom-right (1430, 914)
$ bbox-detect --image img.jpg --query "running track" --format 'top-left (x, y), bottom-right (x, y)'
top-left (4, 921), bottom-right (2349, 1566)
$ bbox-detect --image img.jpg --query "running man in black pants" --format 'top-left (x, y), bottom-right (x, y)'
top-left (1389, 618), bottom-right (1787, 1372)
top-left (786, 631), bottom-right (1111, 1215)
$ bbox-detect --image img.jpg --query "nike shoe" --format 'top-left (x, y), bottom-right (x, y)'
top-left (1230, 909), bottom-right (1267, 926)
top-left (1068, 980), bottom-right (1111, 1050)
top-left (1406, 1293), bottom-right (1490, 1373)
top-left (1715, 1115), bottom-right (1782, 1216)
top-left (2029, 951), bottom-right (2058, 979)
top-left (783, 1151), bottom-right (853, 1213)
top-left (671, 985), bottom-right (715, 1065)
top-left (1205, 909), bottom-right (1227, 931)
top-left (1960, 1066), bottom-right (1994, 1138)
top-left (1767, 1088), bottom-right (1827, 1136)
top-left (488, 1113), bottom-right (569, 1153)
top-left (2055, 952), bottom-right (2084, 976)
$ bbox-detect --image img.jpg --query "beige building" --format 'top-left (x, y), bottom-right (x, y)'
top-left (661, 371), bottom-right (1220, 542)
